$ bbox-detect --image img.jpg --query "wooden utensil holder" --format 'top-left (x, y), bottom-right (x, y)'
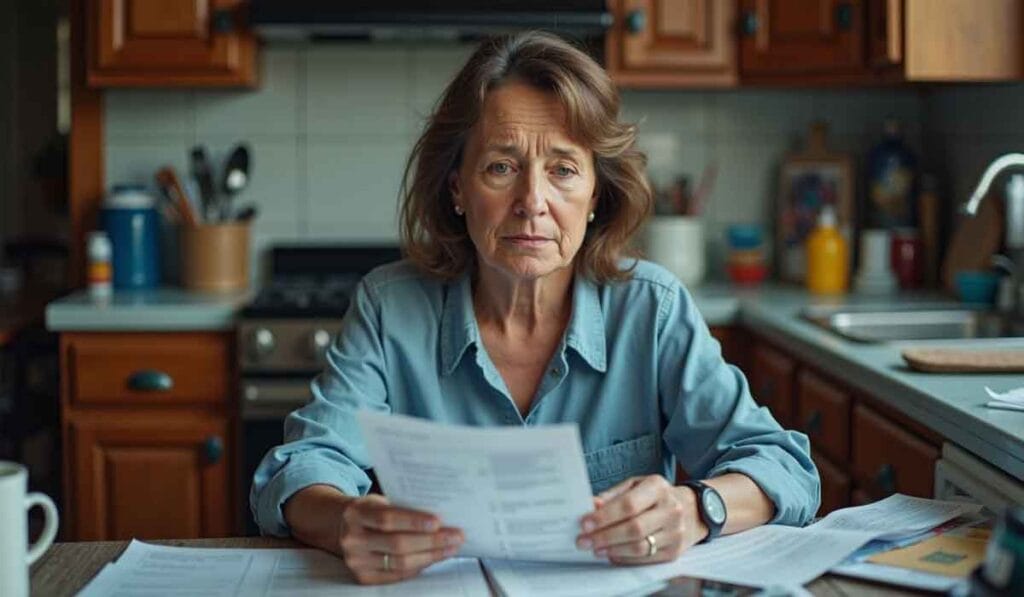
top-left (180, 223), bottom-right (250, 292)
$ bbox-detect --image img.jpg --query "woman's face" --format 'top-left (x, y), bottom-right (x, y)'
top-left (451, 81), bottom-right (598, 282)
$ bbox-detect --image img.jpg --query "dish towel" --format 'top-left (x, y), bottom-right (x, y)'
top-left (985, 386), bottom-right (1024, 411)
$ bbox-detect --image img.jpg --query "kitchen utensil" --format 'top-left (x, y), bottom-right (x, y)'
top-left (234, 204), bottom-right (258, 222)
top-left (943, 195), bottom-right (1003, 291)
top-left (221, 143), bottom-right (250, 222)
top-left (155, 167), bottom-right (199, 227)
top-left (902, 348), bottom-right (1024, 373)
top-left (180, 222), bottom-right (250, 292)
top-left (190, 145), bottom-right (217, 222)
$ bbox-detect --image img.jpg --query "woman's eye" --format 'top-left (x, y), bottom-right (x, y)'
top-left (554, 165), bottom-right (577, 178)
top-left (488, 162), bottom-right (512, 175)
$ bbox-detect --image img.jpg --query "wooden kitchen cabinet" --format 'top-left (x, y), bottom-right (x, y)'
top-left (67, 411), bottom-right (232, 540)
top-left (797, 368), bottom-right (851, 465)
top-left (88, 0), bottom-right (257, 87)
top-left (605, 0), bottom-right (738, 87)
top-left (852, 403), bottom-right (940, 501)
top-left (739, 0), bottom-right (867, 78)
top-left (814, 453), bottom-right (851, 515)
top-left (749, 341), bottom-right (796, 427)
top-left (60, 332), bottom-right (237, 540)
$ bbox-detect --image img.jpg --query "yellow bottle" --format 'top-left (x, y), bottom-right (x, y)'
top-left (806, 205), bottom-right (849, 294)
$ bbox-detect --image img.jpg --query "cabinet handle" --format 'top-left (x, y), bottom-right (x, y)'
top-left (626, 9), bottom-right (646, 34)
top-left (204, 436), bottom-right (224, 464)
top-left (836, 3), bottom-right (854, 31)
top-left (127, 370), bottom-right (173, 392)
top-left (212, 9), bottom-right (236, 33)
top-left (741, 11), bottom-right (758, 36)
top-left (805, 410), bottom-right (823, 435)
top-left (874, 463), bottom-right (896, 497)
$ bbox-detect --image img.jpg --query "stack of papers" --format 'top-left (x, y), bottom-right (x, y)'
top-left (985, 386), bottom-right (1024, 411)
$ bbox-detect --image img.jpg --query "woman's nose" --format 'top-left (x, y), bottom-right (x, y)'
top-left (514, 170), bottom-right (548, 217)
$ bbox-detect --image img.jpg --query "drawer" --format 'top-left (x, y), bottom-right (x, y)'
top-left (813, 453), bottom-right (850, 516)
top-left (64, 333), bottom-right (231, 407)
top-left (749, 342), bottom-right (796, 427)
top-left (797, 369), bottom-right (851, 464)
top-left (852, 403), bottom-right (939, 500)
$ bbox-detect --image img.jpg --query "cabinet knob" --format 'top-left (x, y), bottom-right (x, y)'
top-left (127, 369), bottom-right (173, 392)
top-left (836, 3), bottom-right (854, 31)
top-left (626, 9), bottom-right (646, 34)
top-left (204, 436), bottom-right (224, 464)
top-left (212, 9), bottom-right (236, 34)
top-left (805, 410), bottom-right (823, 435)
top-left (874, 463), bottom-right (896, 497)
top-left (741, 12), bottom-right (758, 36)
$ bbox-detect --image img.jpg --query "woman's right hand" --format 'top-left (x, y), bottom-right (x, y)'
top-left (284, 485), bottom-right (464, 585)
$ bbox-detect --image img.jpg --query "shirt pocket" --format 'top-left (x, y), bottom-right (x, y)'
top-left (584, 433), bottom-right (663, 494)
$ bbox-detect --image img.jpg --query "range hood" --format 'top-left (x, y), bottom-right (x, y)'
top-left (249, 0), bottom-right (613, 41)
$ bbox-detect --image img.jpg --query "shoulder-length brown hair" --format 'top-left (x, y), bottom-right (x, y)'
top-left (399, 31), bottom-right (651, 283)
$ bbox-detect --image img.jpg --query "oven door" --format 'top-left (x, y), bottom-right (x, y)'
top-left (240, 379), bottom-right (313, 535)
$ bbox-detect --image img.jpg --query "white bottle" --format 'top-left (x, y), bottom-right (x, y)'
top-left (87, 231), bottom-right (113, 299)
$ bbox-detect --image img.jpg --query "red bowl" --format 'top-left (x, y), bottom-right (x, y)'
top-left (728, 262), bottom-right (767, 285)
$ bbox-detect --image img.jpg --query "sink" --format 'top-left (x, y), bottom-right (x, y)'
top-left (801, 305), bottom-right (1019, 343)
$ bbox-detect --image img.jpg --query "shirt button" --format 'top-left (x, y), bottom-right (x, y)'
top-left (550, 367), bottom-right (561, 377)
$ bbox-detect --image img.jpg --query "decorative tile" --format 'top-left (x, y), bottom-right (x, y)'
top-left (105, 90), bottom-right (191, 140)
top-left (306, 46), bottom-right (411, 136)
top-left (194, 48), bottom-right (301, 136)
top-left (622, 90), bottom-right (706, 136)
top-left (409, 42), bottom-right (477, 130)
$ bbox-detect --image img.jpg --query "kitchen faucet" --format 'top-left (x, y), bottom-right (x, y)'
top-left (965, 152), bottom-right (1024, 331)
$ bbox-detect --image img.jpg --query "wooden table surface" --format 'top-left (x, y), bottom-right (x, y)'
top-left (29, 537), bottom-right (932, 596)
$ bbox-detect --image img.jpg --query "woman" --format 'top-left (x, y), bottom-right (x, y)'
top-left (252, 31), bottom-right (819, 585)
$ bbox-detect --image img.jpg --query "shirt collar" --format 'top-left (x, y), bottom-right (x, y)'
top-left (439, 270), bottom-right (607, 375)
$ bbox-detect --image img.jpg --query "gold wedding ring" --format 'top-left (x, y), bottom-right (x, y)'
top-left (645, 534), bottom-right (658, 557)
top-left (382, 552), bottom-right (391, 571)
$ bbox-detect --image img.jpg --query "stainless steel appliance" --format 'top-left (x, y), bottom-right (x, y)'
top-left (238, 245), bottom-right (401, 534)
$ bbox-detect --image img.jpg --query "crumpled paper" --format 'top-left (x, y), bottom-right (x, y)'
top-left (985, 386), bottom-right (1024, 411)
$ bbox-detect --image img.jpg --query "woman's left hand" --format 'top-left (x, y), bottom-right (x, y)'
top-left (576, 475), bottom-right (708, 564)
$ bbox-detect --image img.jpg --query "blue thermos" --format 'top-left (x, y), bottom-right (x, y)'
top-left (101, 185), bottom-right (161, 290)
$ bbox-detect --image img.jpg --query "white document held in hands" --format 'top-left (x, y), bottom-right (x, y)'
top-left (356, 411), bottom-right (599, 562)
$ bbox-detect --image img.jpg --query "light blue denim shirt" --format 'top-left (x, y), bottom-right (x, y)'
top-left (251, 259), bottom-right (820, 536)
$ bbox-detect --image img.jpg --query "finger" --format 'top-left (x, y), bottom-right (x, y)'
top-left (364, 528), bottom-right (464, 555)
top-left (584, 501), bottom-right (674, 551)
top-left (585, 476), bottom-right (666, 532)
top-left (347, 545), bottom-right (457, 576)
top-left (350, 567), bottom-right (422, 586)
top-left (349, 501), bottom-right (442, 533)
top-left (595, 477), bottom-right (643, 503)
top-left (604, 528), bottom-right (683, 564)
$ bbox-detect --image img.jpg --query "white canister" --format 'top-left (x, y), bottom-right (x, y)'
top-left (644, 216), bottom-right (705, 287)
top-left (0, 461), bottom-right (58, 597)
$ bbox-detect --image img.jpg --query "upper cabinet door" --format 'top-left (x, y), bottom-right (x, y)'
top-left (89, 0), bottom-right (257, 87)
top-left (606, 0), bottom-right (738, 87)
top-left (739, 0), bottom-right (866, 76)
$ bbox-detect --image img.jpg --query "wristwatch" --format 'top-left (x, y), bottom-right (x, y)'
top-left (682, 480), bottom-right (727, 543)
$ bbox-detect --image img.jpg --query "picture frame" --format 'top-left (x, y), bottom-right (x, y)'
top-left (776, 123), bottom-right (854, 284)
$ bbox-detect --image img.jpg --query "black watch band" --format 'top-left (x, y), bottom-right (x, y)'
top-left (682, 480), bottom-right (726, 543)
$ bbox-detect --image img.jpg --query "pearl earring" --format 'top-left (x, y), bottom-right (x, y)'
top-left (454, 205), bottom-right (464, 216)
top-left (587, 211), bottom-right (595, 223)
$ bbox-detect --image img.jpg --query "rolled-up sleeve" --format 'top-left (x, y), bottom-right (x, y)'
top-left (250, 279), bottom-right (390, 536)
top-left (657, 284), bottom-right (820, 526)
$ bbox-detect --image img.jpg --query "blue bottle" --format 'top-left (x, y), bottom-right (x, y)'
top-left (866, 117), bottom-right (918, 229)
top-left (101, 185), bottom-right (161, 290)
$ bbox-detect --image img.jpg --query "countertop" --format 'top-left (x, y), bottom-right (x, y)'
top-left (28, 537), bottom-right (917, 596)
top-left (45, 287), bottom-right (251, 332)
top-left (692, 283), bottom-right (1024, 484)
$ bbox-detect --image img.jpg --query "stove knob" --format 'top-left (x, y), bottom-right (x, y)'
top-left (249, 327), bottom-right (276, 361)
top-left (244, 385), bottom-right (259, 402)
top-left (310, 329), bottom-right (332, 360)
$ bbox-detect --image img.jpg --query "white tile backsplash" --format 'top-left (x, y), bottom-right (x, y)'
top-left (105, 41), bottom-right (963, 280)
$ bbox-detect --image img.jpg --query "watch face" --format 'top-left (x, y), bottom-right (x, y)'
top-left (702, 489), bottom-right (727, 525)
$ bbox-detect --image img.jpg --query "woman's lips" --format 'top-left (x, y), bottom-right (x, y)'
top-left (504, 235), bottom-right (551, 248)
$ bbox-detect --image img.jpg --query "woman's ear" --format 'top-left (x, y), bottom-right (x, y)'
top-left (448, 171), bottom-right (462, 204)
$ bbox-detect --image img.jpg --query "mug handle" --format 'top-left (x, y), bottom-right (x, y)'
top-left (24, 492), bottom-right (58, 565)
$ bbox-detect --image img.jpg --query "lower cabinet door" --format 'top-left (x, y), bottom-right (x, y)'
top-left (852, 403), bottom-right (939, 500)
top-left (68, 412), bottom-right (232, 540)
top-left (813, 453), bottom-right (851, 516)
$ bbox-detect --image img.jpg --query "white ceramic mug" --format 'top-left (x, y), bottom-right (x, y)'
top-left (0, 461), bottom-right (58, 597)
top-left (645, 216), bottom-right (705, 287)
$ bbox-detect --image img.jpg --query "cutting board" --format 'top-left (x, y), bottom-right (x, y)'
top-left (902, 348), bottom-right (1024, 373)
top-left (942, 196), bottom-right (1003, 291)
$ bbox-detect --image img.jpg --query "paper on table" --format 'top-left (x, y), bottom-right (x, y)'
top-left (985, 385), bottom-right (1024, 411)
top-left (812, 494), bottom-right (982, 540)
top-left (484, 525), bottom-right (878, 595)
top-left (357, 411), bottom-right (598, 562)
top-left (76, 540), bottom-right (491, 597)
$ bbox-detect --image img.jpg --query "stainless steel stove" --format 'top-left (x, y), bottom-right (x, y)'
top-left (238, 244), bottom-right (401, 533)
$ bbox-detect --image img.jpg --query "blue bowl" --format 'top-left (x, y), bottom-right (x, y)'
top-left (954, 271), bottom-right (999, 305)
top-left (726, 224), bottom-right (763, 250)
